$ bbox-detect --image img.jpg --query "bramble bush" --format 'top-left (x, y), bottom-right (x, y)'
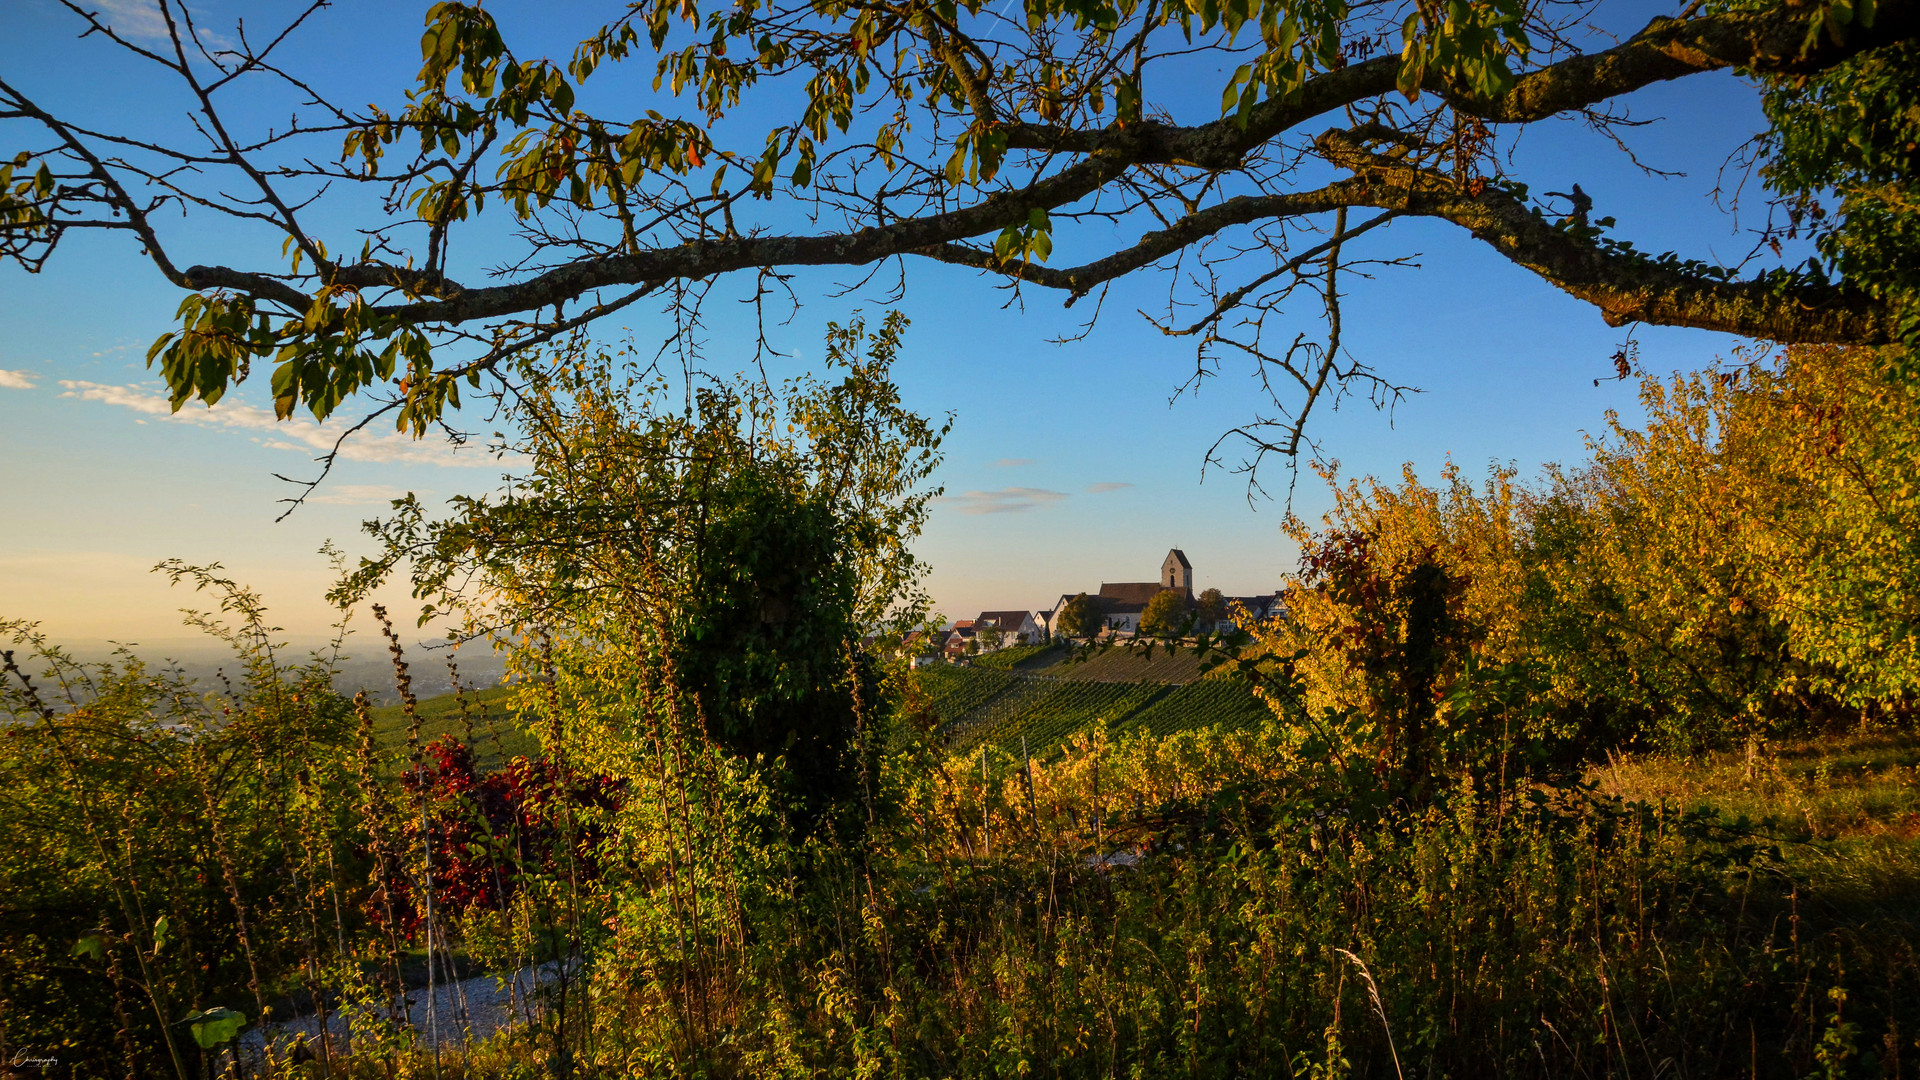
top-left (0, 572), bottom-right (620, 1080)
top-left (0, 575), bottom-right (367, 1080)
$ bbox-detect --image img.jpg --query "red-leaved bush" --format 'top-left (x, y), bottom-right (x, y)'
top-left (385, 738), bottom-right (624, 922)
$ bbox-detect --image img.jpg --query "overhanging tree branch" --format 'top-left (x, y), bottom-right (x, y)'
top-left (2, 0), bottom-right (1914, 474)
top-left (145, 1), bottom-right (1912, 337)
top-left (1315, 128), bottom-right (1898, 344)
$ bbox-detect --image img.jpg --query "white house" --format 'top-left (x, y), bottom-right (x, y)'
top-left (973, 610), bottom-right (1042, 648)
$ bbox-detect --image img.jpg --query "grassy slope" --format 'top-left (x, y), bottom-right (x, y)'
top-left (916, 662), bottom-right (1270, 759)
top-left (1596, 732), bottom-right (1920, 924)
top-left (1595, 732), bottom-right (1920, 840)
top-left (948, 679), bottom-right (1167, 757)
top-left (1118, 678), bottom-right (1272, 737)
top-left (366, 683), bottom-right (540, 766)
top-left (1015, 643), bottom-right (1209, 683)
top-left (370, 655), bottom-right (1271, 773)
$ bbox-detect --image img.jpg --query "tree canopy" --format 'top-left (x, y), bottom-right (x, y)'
top-left (3, 0), bottom-right (1916, 466)
top-left (333, 311), bottom-right (945, 831)
top-left (1139, 587), bottom-right (1194, 637)
top-left (1261, 342), bottom-right (1920, 765)
top-left (1055, 592), bottom-right (1105, 639)
top-left (1196, 587), bottom-right (1228, 627)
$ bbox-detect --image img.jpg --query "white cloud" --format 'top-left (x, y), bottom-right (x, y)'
top-left (84, 0), bottom-right (232, 50)
top-left (1087, 482), bottom-right (1133, 494)
top-left (0, 370), bottom-right (38, 390)
top-left (304, 484), bottom-right (411, 506)
top-left (934, 487), bottom-right (1069, 515)
top-left (992, 457), bottom-right (1036, 467)
top-left (58, 380), bottom-right (506, 468)
top-left (85, 0), bottom-right (172, 45)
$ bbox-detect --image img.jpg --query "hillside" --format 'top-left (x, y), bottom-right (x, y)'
top-left (366, 683), bottom-right (539, 766)
top-left (914, 664), bottom-right (1270, 759)
top-left (367, 657), bottom-right (1271, 771)
top-left (971, 641), bottom-right (1218, 683)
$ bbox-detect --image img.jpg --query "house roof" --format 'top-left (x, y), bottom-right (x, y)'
top-left (1223, 594), bottom-right (1285, 619)
top-left (951, 619), bottom-right (976, 629)
top-left (976, 610), bottom-right (1032, 630)
top-left (1098, 581), bottom-right (1165, 606)
top-left (1165, 548), bottom-right (1191, 569)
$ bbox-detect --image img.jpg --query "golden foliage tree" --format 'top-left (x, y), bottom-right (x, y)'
top-left (1259, 345), bottom-right (1920, 765)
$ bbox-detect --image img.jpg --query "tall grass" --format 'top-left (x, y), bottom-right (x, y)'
top-left (5, 598), bottom-right (1918, 1079)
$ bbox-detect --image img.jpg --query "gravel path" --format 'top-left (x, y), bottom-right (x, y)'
top-left (240, 962), bottom-right (575, 1061)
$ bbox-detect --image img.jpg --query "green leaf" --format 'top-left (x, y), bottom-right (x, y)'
top-left (944, 143), bottom-right (967, 186)
top-left (1397, 50), bottom-right (1426, 102)
top-left (1221, 65), bottom-right (1249, 115)
top-left (791, 149), bottom-right (812, 188)
top-left (184, 1007), bottom-right (247, 1050)
top-left (72, 934), bottom-right (105, 961)
top-left (152, 915), bottom-right (171, 954)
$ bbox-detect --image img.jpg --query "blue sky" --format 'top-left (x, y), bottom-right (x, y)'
top-left (0, 0), bottom-right (1780, 648)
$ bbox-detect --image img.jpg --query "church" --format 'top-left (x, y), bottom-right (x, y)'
top-left (1039, 549), bottom-right (1279, 639)
top-left (926, 549), bottom-right (1282, 658)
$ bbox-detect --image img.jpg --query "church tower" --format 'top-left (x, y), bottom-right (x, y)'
top-left (1161, 549), bottom-right (1192, 596)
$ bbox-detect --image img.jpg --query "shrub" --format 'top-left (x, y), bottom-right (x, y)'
top-left (1263, 345), bottom-right (1920, 763)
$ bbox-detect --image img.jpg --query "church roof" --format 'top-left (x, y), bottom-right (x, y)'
top-left (1165, 548), bottom-right (1191, 569)
top-left (1098, 581), bottom-right (1165, 606)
